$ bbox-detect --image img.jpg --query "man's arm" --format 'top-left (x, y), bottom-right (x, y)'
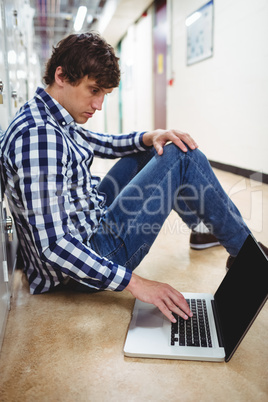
top-left (82, 128), bottom-right (149, 158)
top-left (125, 273), bottom-right (193, 323)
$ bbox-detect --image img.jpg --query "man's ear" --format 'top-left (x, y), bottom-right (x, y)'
top-left (54, 66), bottom-right (65, 87)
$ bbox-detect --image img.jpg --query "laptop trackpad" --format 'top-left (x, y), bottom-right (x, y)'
top-left (136, 307), bottom-right (164, 328)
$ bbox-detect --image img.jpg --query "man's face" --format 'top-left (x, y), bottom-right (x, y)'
top-left (59, 76), bottom-right (114, 124)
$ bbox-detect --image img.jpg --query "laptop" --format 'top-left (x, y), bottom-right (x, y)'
top-left (124, 234), bottom-right (268, 362)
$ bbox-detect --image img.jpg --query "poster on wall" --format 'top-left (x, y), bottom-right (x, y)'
top-left (186, 0), bottom-right (214, 66)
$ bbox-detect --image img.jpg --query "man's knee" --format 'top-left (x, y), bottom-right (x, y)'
top-left (160, 143), bottom-right (210, 174)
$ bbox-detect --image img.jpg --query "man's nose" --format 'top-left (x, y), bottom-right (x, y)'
top-left (93, 94), bottom-right (104, 111)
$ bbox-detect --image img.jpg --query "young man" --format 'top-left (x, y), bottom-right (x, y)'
top-left (1, 32), bottom-right (266, 324)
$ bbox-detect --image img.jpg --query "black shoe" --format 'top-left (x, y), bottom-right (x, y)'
top-left (190, 231), bottom-right (220, 250)
top-left (226, 242), bottom-right (268, 271)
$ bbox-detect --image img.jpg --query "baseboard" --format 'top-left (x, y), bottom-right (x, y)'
top-left (209, 160), bottom-right (268, 184)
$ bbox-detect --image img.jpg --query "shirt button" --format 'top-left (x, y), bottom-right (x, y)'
top-left (62, 121), bottom-right (66, 126)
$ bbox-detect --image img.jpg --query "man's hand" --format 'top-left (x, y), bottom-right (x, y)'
top-left (142, 129), bottom-right (198, 155)
top-left (125, 273), bottom-right (193, 323)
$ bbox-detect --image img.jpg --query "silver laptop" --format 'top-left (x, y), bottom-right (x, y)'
top-left (124, 234), bottom-right (268, 362)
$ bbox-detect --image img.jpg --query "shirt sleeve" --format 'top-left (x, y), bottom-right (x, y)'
top-left (10, 125), bottom-right (133, 292)
top-left (79, 128), bottom-right (151, 158)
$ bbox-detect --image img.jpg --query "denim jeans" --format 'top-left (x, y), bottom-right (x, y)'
top-left (88, 144), bottom-right (250, 274)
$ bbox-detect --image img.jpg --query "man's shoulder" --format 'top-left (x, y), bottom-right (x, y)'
top-left (1, 96), bottom-right (65, 154)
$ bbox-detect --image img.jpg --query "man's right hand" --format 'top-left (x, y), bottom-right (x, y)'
top-left (125, 273), bottom-right (193, 323)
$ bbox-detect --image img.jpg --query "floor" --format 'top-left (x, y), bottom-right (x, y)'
top-left (0, 167), bottom-right (267, 402)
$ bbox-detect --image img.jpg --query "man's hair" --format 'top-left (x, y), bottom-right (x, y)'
top-left (43, 32), bottom-right (120, 88)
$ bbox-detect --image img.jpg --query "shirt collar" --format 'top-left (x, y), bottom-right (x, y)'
top-left (35, 86), bottom-right (74, 127)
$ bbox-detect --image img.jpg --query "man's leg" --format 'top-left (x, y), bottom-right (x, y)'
top-left (98, 149), bottom-right (156, 206)
top-left (98, 150), bottom-right (220, 250)
top-left (90, 144), bottom-right (250, 271)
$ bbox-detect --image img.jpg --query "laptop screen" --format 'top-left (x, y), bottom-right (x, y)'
top-left (214, 234), bottom-right (268, 362)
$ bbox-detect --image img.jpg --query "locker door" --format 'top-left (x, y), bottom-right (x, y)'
top-left (4, 0), bottom-right (29, 117)
top-left (0, 0), bottom-right (9, 352)
top-left (0, 0), bottom-right (19, 352)
top-left (0, 0), bottom-right (12, 131)
top-left (153, 0), bottom-right (167, 130)
top-left (0, 179), bottom-right (9, 352)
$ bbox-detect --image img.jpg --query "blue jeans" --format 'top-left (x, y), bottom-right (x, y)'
top-left (67, 144), bottom-right (250, 292)
top-left (92, 144), bottom-right (250, 262)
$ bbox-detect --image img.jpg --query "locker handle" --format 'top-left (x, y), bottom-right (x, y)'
top-left (5, 216), bottom-right (13, 241)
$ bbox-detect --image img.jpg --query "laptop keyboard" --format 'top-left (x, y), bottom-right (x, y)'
top-left (171, 299), bottom-right (212, 347)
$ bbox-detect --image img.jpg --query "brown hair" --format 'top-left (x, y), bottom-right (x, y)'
top-left (43, 32), bottom-right (120, 88)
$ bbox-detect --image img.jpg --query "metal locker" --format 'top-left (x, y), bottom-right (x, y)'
top-left (0, 0), bottom-right (29, 352)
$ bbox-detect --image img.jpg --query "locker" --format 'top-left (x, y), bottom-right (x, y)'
top-left (0, 0), bottom-right (11, 133)
top-left (0, 0), bottom-right (36, 352)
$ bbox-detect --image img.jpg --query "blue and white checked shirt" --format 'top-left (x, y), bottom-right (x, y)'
top-left (1, 87), bottom-right (148, 294)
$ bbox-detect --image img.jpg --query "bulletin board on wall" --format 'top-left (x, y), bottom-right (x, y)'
top-left (186, 0), bottom-right (214, 66)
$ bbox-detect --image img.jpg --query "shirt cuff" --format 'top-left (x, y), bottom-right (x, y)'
top-left (105, 264), bottom-right (133, 292)
top-left (134, 131), bottom-right (152, 151)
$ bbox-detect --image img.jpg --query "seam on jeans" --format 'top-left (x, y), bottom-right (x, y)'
top-left (124, 243), bottom-right (150, 269)
top-left (183, 151), bottom-right (226, 203)
top-left (183, 151), bottom-right (228, 209)
top-left (183, 150), bottom-right (250, 250)
top-left (105, 241), bottom-right (125, 260)
top-left (127, 148), bottom-right (156, 183)
top-left (93, 219), bottom-right (126, 260)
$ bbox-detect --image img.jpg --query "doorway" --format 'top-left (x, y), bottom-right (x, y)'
top-left (153, 0), bottom-right (167, 129)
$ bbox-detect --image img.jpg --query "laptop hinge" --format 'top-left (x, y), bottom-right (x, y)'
top-left (211, 300), bottom-right (224, 348)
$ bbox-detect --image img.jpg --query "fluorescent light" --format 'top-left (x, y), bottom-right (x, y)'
top-left (74, 6), bottom-right (87, 32)
top-left (8, 50), bottom-right (17, 64)
top-left (185, 12), bottom-right (201, 27)
top-left (87, 14), bottom-right (93, 25)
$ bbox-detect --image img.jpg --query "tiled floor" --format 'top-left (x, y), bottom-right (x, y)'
top-left (0, 167), bottom-right (267, 402)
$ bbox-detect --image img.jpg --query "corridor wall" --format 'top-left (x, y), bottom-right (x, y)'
top-left (167, 0), bottom-right (268, 175)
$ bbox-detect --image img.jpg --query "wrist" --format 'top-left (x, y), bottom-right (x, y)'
top-left (142, 132), bottom-right (153, 148)
top-left (125, 273), bottom-right (138, 295)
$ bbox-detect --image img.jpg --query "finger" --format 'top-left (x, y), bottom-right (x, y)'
top-left (171, 131), bottom-right (198, 150)
top-left (156, 295), bottom-right (192, 323)
top-left (156, 302), bottom-right (179, 323)
top-left (157, 301), bottom-right (190, 323)
top-left (165, 131), bottom-right (189, 152)
top-left (153, 141), bottom-right (164, 155)
top-left (168, 302), bottom-right (191, 321)
top-left (166, 291), bottom-right (193, 318)
top-left (170, 135), bottom-right (188, 152)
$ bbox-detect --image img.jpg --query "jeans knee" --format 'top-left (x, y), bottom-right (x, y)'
top-left (161, 142), bottom-right (185, 160)
top-left (162, 143), bottom-right (206, 164)
top-left (184, 146), bottom-right (210, 169)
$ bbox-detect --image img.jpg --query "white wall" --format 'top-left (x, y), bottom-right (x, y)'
top-left (167, 0), bottom-right (268, 174)
top-left (120, 9), bottom-right (154, 133)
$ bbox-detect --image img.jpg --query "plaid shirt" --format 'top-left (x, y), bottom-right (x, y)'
top-left (1, 87), bottom-right (147, 294)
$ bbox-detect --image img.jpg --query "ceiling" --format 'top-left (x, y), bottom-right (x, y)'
top-left (29, 0), bottom-right (153, 68)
